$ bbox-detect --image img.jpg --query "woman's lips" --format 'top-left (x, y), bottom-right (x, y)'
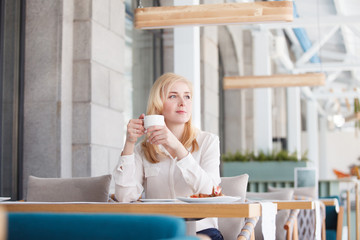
top-left (176, 111), bottom-right (186, 114)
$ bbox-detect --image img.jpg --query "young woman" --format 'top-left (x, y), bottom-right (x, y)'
top-left (113, 73), bottom-right (223, 240)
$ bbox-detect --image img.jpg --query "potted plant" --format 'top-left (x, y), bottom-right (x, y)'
top-left (221, 150), bottom-right (309, 181)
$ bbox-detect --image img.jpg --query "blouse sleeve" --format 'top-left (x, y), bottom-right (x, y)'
top-left (176, 134), bottom-right (221, 194)
top-left (113, 145), bottom-right (144, 202)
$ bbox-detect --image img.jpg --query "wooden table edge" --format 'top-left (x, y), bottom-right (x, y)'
top-left (0, 202), bottom-right (262, 219)
top-left (273, 200), bottom-right (315, 210)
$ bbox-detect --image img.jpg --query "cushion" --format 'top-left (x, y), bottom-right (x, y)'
top-left (218, 174), bottom-right (249, 240)
top-left (8, 213), bottom-right (193, 240)
top-left (267, 186), bottom-right (317, 199)
top-left (247, 190), bottom-right (294, 240)
top-left (27, 174), bottom-right (112, 202)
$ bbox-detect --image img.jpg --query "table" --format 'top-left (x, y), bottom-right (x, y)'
top-left (0, 200), bottom-right (315, 215)
top-left (1, 200), bottom-right (317, 240)
top-left (0, 201), bottom-right (261, 219)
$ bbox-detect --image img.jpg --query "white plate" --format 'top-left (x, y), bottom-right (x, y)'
top-left (0, 197), bottom-right (11, 201)
top-left (139, 199), bottom-right (177, 202)
top-left (177, 196), bottom-right (241, 203)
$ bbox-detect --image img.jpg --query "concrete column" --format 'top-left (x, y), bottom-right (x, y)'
top-left (287, 87), bottom-right (301, 159)
top-left (306, 99), bottom-right (319, 168)
top-left (23, 0), bottom-right (73, 188)
top-left (174, 0), bottom-right (201, 129)
top-left (252, 30), bottom-right (272, 154)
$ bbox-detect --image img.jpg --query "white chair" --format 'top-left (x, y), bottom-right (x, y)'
top-left (26, 174), bottom-right (112, 202)
top-left (218, 174), bottom-right (249, 240)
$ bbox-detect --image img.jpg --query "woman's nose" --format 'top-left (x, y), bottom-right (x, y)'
top-left (178, 98), bottom-right (185, 106)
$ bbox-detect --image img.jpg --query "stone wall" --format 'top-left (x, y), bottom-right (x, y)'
top-left (72, 0), bottom-right (125, 180)
top-left (23, 0), bottom-right (127, 195)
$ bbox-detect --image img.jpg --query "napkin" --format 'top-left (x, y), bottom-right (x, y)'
top-left (315, 201), bottom-right (321, 240)
top-left (260, 202), bottom-right (277, 240)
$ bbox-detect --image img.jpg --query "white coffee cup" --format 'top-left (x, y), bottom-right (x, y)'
top-left (144, 115), bottom-right (174, 159)
top-left (143, 115), bottom-right (165, 129)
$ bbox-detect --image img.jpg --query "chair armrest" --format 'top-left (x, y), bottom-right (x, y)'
top-left (237, 216), bottom-right (259, 240)
top-left (336, 206), bottom-right (344, 240)
top-left (284, 209), bottom-right (300, 240)
top-left (319, 201), bottom-right (326, 240)
top-left (284, 209), bottom-right (300, 230)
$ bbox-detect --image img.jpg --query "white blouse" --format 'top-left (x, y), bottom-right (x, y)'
top-left (113, 130), bottom-right (221, 231)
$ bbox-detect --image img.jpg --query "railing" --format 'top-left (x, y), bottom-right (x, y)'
top-left (247, 181), bottom-right (294, 193)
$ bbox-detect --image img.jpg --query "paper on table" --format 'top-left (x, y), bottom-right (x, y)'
top-left (260, 202), bottom-right (277, 240)
top-left (139, 199), bottom-right (177, 202)
top-left (0, 201), bottom-right (188, 205)
top-left (177, 196), bottom-right (241, 203)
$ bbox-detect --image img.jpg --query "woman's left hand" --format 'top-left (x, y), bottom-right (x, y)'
top-left (146, 125), bottom-right (188, 159)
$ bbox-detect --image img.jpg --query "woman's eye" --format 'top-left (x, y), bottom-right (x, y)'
top-left (169, 95), bottom-right (176, 99)
top-left (185, 95), bottom-right (191, 99)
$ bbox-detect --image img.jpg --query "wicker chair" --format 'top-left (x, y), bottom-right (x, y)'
top-left (237, 216), bottom-right (260, 240)
top-left (284, 209), bottom-right (300, 240)
top-left (286, 196), bottom-right (326, 240)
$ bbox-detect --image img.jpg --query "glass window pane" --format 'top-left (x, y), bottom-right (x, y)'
top-left (0, 0), bottom-right (22, 200)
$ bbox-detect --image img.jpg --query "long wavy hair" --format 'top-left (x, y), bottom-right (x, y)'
top-left (142, 73), bottom-right (199, 163)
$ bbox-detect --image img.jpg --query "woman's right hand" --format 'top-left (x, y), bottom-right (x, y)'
top-left (126, 114), bottom-right (145, 144)
top-left (122, 114), bottom-right (145, 156)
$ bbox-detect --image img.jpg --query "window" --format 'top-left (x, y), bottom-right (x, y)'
top-left (0, 0), bottom-right (25, 200)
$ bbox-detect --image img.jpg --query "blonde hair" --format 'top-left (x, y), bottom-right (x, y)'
top-left (142, 73), bottom-right (199, 163)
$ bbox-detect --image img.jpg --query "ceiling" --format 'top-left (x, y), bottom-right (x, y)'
top-left (254, 0), bottom-right (360, 128)
top-left (291, 0), bottom-right (360, 128)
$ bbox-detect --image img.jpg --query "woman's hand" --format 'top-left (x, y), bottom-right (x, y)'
top-left (147, 125), bottom-right (188, 159)
top-left (122, 114), bottom-right (145, 155)
top-left (126, 114), bottom-right (145, 143)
